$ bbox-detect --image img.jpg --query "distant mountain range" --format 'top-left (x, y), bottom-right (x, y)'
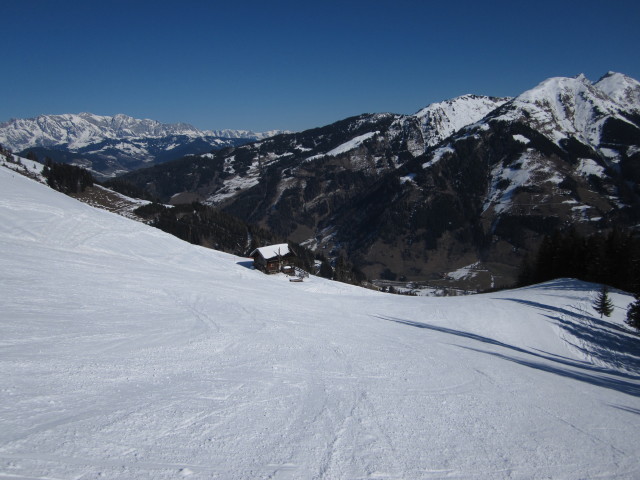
top-left (0, 113), bottom-right (283, 178)
top-left (4, 73), bottom-right (640, 289)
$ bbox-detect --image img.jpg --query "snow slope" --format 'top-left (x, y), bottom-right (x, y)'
top-left (1, 165), bottom-right (640, 479)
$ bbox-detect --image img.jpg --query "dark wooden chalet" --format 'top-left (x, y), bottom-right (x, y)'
top-left (250, 243), bottom-right (296, 274)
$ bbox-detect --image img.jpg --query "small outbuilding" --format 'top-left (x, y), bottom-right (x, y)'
top-left (250, 243), bottom-right (296, 274)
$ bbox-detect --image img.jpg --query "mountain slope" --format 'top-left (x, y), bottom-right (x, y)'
top-left (417, 73), bottom-right (640, 279)
top-left (492, 73), bottom-right (640, 150)
top-left (113, 96), bottom-right (509, 247)
top-left (224, 73), bottom-right (639, 286)
top-left (114, 73), bottom-right (640, 289)
top-left (1, 164), bottom-right (640, 479)
top-left (112, 95), bottom-right (507, 202)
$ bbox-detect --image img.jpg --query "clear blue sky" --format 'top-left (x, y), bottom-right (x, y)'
top-left (3, 0), bottom-right (639, 132)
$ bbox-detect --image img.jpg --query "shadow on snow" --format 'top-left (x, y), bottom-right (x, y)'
top-left (375, 312), bottom-right (640, 398)
top-left (497, 298), bottom-right (640, 374)
top-left (514, 278), bottom-right (611, 293)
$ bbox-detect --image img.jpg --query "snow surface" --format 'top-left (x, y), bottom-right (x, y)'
top-left (422, 145), bottom-right (455, 169)
top-left (327, 131), bottom-right (377, 156)
top-left (306, 132), bottom-right (378, 162)
top-left (483, 149), bottom-right (568, 214)
top-left (0, 154), bottom-right (46, 181)
top-left (576, 158), bottom-right (605, 177)
top-left (399, 173), bottom-right (416, 184)
top-left (446, 262), bottom-right (481, 281)
top-left (483, 153), bottom-right (532, 214)
top-left (2, 165), bottom-right (640, 479)
top-left (251, 243), bottom-right (290, 260)
top-left (207, 170), bottom-right (261, 204)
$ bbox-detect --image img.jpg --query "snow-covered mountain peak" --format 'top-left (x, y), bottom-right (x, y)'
top-left (413, 94), bottom-right (509, 147)
top-left (515, 73), bottom-right (599, 104)
top-left (496, 74), bottom-right (628, 147)
top-left (595, 71), bottom-right (640, 112)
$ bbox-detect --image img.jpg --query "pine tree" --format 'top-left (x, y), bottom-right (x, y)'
top-left (593, 285), bottom-right (614, 318)
top-left (319, 260), bottom-right (333, 279)
top-left (626, 292), bottom-right (640, 332)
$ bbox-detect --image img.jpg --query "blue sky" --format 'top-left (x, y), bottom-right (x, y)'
top-left (3, 0), bottom-right (639, 132)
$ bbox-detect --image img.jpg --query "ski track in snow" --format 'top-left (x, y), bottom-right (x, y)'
top-left (1, 165), bottom-right (640, 479)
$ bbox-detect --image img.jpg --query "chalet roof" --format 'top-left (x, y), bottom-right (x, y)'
top-left (250, 243), bottom-right (291, 260)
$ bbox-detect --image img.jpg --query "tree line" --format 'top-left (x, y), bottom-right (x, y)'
top-left (518, 228), bottom-right (640, 331)
top-left (15, 152), bottom-right (95, 195)
top-left (518, 228), bottom-right (640, 294)
top-left (43, 159), bottom-right (94, 194)
top-left (134, 202), bottom-right (276, 257)
top-left (134, 201), bottom-right (366, 286)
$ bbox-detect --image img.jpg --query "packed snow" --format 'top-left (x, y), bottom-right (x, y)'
top-left (1, 165), bottom-right (640, 479)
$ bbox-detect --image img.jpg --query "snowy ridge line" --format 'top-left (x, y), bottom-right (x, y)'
top-left (0, 112), bottom-right (283, 152)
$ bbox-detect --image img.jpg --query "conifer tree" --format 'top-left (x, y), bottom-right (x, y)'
top-left (319, 260), bottom-right (333, 279)
top-left (593, 285), bottom-right (614, 318)
top-left (626, 292), bottom-right (640, 332)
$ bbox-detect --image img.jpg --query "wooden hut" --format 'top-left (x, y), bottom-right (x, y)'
top-left (250, 243), bottom-right (296, 274)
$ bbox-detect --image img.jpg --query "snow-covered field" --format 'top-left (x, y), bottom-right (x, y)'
top-left (1, 165), bottom-right (640, 479)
